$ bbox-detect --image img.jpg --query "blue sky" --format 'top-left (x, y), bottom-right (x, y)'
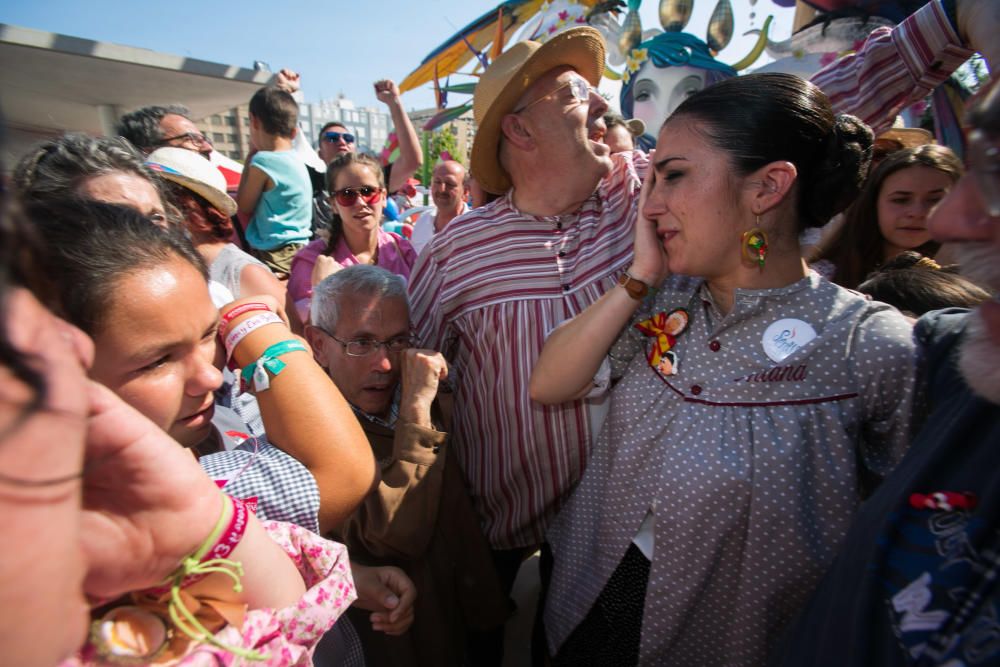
top-left (0, 0), bottom-right (795, 112)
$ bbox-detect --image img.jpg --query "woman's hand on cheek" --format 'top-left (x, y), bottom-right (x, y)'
top-left (80, 381), bottom-right (223, 599)
top-left (632, 168), bottom-right (669, 285)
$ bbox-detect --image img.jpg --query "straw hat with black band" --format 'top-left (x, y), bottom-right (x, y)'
top-left (145, 147), bottom-right (238, 217)
top-left (470, 26), bottom-right (606, 195)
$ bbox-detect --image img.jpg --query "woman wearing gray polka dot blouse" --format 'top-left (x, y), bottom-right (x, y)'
top-left (530, 74), bottom-right (920, 666)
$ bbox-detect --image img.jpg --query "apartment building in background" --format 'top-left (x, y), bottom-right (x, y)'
top-left (196, 93), bottom-right (394, 163)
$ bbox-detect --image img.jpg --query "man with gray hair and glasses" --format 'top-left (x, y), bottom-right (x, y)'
top-left (304, 265), bottom-right (508, 667)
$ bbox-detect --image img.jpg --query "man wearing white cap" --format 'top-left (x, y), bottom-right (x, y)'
top-left (408, 27), bottom-right (646, 582)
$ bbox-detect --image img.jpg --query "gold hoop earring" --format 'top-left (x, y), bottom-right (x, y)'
top-left (741, 215), bottom-right (769, 270)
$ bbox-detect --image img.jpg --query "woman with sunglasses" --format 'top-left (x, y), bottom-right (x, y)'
top-left (288, 152), bottom-right (417, 322)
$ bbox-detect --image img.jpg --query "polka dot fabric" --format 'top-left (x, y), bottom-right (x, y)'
top-left (544, 272), bottom-right (919, 665)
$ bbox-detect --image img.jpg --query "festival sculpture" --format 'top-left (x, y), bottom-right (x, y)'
top-left (399, 0), bottom-right (959, 151)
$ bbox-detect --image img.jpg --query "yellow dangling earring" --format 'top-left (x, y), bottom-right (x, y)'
top-left (741, 215), bottom-right (769, 270)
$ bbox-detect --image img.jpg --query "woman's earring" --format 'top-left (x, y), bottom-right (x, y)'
top-left (741, 215), bottom-right (769, 270)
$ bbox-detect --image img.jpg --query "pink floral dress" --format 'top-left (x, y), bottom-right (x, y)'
top-left (66, 520), bottom-right (356, 666)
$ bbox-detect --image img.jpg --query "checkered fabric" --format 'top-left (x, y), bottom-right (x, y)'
top-left (200, 407), bottom-right (322, 533)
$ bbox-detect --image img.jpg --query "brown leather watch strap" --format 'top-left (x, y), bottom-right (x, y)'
top-left (618, 270), bottom-right (650, 300)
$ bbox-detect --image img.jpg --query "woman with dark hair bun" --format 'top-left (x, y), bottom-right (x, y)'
top-left (532, 73), bottom-right (919, 665)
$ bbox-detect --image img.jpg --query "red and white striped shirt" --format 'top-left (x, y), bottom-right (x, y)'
top-left (811, 0), bottom-right (973, 135)
top-left (409, 151), bottom-right (648, 548)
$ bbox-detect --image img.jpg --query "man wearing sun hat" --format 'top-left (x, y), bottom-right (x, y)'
top-left (407, 26), bottom-right (650, 583)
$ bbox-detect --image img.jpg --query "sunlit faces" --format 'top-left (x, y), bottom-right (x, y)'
top-left (0, 289), bottom-right (93, 666)
top-left (88, 257), bottom-right (222, 448)
top-left (877, 165), bottom-right (955, 258)
top-left (512, 67), bottom-right (612, 180)
top-left (158, 113), bottom-right (213, 159)
top-left (630, 65), bottom-right (706, 139)
top-left (78, 172), bottom-right (167, 224)
top-left (643, 119), bottom-right (746, 279)
top-left (430, 162), bottom-right (467, 213)
top-left (331, 163), bottom-right (385, 236)
top-left (319, 123), bottom-right (356, 165)
top-left (313, 294), bottom-right (410, 417)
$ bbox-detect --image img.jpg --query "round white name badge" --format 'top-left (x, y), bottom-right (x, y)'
top-left (762, 318), bottom-right (817, 363)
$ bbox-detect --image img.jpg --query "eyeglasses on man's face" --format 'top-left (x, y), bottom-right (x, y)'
top-left (322, 330), bottom-right (414, 357)
top-left (322, 131), bottom-right (356, 145)
top-left (514, 76), bottom-right (597, 115)
top-left (332, 185), bottom-right (382, 207)
top-left (157, 131), bottom-right (212, 148)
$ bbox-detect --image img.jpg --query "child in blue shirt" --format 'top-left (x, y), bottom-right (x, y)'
top-left (237, 87), bottom-right (312, 277)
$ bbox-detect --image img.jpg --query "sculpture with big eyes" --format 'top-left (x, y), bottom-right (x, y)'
top-left (620, 32), bottom-right (737, 149)
top-left (590, 0), bottom-right (763, 149)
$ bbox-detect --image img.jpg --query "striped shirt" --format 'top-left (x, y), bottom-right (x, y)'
top-left (409, 151), bottom-right (648, 548)
top-left (811, 0), bottom-right (973, 135)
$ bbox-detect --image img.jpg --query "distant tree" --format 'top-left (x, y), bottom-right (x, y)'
top-left (416, 126), bottom-right (461, 185)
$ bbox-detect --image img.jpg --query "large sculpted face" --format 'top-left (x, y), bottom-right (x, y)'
top-left (630, 63), bottom-right (707, 138)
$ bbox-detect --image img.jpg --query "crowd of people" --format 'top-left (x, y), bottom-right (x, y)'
top-left (1, 0), bottom-right (998, 665)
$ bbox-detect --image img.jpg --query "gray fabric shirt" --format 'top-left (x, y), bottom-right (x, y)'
top-left (545, 272), bottom-right (919, 666)
top-left (209, 243), bottom-right (269, 300)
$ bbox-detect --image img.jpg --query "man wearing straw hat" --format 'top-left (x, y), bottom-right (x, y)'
top-left (408, 26), bottom-right (649, 585)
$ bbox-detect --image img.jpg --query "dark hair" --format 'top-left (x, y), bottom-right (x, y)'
top-left (603, 112), bottom-right (628, 131)
top-left (858, 251), bottom-right (991, 315)
top-left (319, 121), bottom-right (349, 138)
top-left (249, 87), bottom-right (299, 138)
top-left (116, 104), bottom-right (192, 151)
top-left (13, 133), bottom-right (161, 208)
top-left (24, 200), bottom-right (207, 336)
top-left (165, 182), bottom-right (234, 241)
top-left (0, 187), bottom-right (51, 415)
top-left (668, 72), bottom-right (873, 232)
top-left (324, 152), bottom-right (386, 253)
top-left (811, 144), bottom-right (963, 289)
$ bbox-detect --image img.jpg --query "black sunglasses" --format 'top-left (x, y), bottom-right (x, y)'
top-left (322, 131), bottom-right (356, 144)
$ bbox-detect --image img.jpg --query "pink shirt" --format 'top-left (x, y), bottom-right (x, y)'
top-left (288, 229), bottom-right (417, 322)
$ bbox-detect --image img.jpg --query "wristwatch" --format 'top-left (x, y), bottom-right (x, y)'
top-left (618, 270), bottom-right (650, 300)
